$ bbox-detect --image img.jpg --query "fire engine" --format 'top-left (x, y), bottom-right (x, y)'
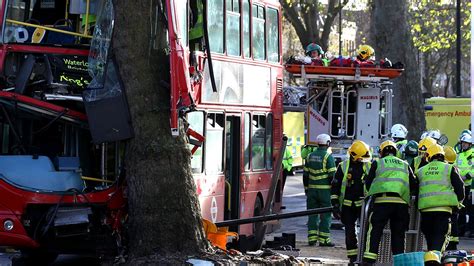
top-left (285, 64), bottom-right (403, 160)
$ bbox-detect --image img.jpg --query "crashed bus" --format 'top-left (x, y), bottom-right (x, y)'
top-left (0, 0), bottom-right (285, 261)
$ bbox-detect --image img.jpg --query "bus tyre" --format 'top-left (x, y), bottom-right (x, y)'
top-left (253, 195), bottom-right (263, 235)
top-left (20, 249), bottom-right (58, 265)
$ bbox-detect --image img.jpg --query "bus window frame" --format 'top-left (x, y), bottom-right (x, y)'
top-left (225, 0), bottom-right (241, 57)
top-left (204, 111), bottom-right (225, 175)
top-left (250, 112), bottom-right (267, 171)
top-left (265, 6), bottom-right (279, 63)
top-left (251, 3), bottom-right (266, 61)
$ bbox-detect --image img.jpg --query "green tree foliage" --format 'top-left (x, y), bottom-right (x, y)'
top-left (409, 0), bottom-right (471, 96)
top-left (410, 0), bottom-right (471, 53)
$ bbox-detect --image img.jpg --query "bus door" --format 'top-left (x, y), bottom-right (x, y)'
top-left (224, 115), bottom-right (241, 227)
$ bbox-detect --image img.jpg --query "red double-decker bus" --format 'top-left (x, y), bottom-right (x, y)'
top-left (182, 0), bottom-right (284, 236)
top-left (0, 0), bottom-right (283, 261)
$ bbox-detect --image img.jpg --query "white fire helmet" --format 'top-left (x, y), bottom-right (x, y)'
top-left (316, 134), bottom-right (331, 146)
top-left (460, 134), bottom-right (473, 144)
top-left (428, 130), bottom-right (441, 141)
top-left (420, 131), bottom-right (428, 140)
top-left (390, 124), bottom-right (408, 139)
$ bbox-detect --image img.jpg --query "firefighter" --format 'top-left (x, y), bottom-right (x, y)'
top-left (417, 144), bottom-right (464, 260)
top-left (444, 145), bottom-right (462, 250)
top-left (390, 124), bottom-right (408, 158)
top-left (454, 129), bottom-right (471, 154)
top-left (331, 140), bottom-right (371, 262)
top-left (411, 136), bottom-right (437, 174)
top-left (403, 140), bottom-right (418, 166)
top-left (428, 130), bottom-right (442, 145)
top-left (356, 44), bottom-right (375, 62)
top-left (363, 140), bottom-right (418, 263)
top-left (282, 145), bottom-right (294, 190)
top-left (456, 133), bottom-right (474, 237)
top-left (303, 133), bottom-right (337, 246)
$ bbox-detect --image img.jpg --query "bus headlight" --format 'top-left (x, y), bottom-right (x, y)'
top-left (3, 220), bottom-right (13, 231)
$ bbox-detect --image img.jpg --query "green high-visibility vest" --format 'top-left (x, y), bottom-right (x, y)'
top-left (413, 155), bottom-right (423, 173)
top-left (305, 148), bottom-right (336, 189)
top-left (367, 155), bottom-right (410, 204)
top-left (456, 150), bottom-right (474, 186)
top-left (282, 148), bottom-right (293, 172)
top-left (338, 159), bottom-right (371, 207)
top-left (189, 0), bottom-right (204, 40)
top-left (395, 139), bottom-right (408, 159)
top-left (416, 161), bottom-right (458, 210)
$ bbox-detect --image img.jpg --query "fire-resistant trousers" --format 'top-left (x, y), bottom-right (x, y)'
top-left (447, 211), bottom-right (459, 250)
top-left (341, 204), bottom-right (361, 261)
top-left (363, 203), bottom-right (409, 263)
top-left (420, 211), bottom-right (451, 252)
top-left (307, 188), bottom-right (332, 244)
top-left (458, 186), bottom-right (471, 235)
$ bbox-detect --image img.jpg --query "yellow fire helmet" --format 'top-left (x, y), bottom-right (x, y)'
top-left (443, 146), bottom-right (456, 164)
top-left (349, 140), bottom-right (371, 162)
top-left (357, 44), bottom-right (375, 60)
top-left (418, 136), bottom-right (436, 152)
top-left (380, 140), bottom-right (397, 153)
top-left (426, 143), bottom-right (445, 161)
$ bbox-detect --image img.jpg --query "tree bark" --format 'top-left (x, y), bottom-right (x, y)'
top-left (112, 0), bottom-right (209, 261)
top-left (371, 0), bottom-right (426, 140)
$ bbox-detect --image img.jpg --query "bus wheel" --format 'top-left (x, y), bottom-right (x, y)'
top-left (253, 195), bottom-right (263, 234)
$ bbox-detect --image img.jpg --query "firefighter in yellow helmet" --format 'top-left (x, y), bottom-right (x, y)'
top-left (417, 144), bottom-right (464, 255)
top-left (411, 136), bottom-right (437, 174)
top-left (356, 44), bottom-right (375, 61)
top-left (331, 140), bottom-right (371, 262)
top-left (444, 145), bottom-right (462, 250)
top-left (363, 140), bottom-right (417, 263)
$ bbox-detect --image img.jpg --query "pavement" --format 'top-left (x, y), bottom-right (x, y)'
top-left (266, 172), bottom-right (474, 264)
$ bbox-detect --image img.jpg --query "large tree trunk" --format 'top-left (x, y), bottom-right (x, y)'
top-left (371, 0), bottom-right (426, 140)
top-left (112, 0), bottom-right (209, 261)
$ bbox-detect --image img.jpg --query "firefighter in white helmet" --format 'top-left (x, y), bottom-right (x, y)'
top-left (391, 124), bottom-right (408, 158)
top-left (456, 133), bottom-right (474, 237)
top-left (331, 140), bottom-right (371, 262)
top-left (303, 134), bottom-right (336, 246)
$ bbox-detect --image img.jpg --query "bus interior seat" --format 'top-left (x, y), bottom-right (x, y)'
top-left (0, 155), bottom-right (85, 192)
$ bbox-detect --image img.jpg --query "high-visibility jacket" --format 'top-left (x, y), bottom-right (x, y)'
top-left (301, 145), bottom-right (316, 161)
top-left (304, 147), bottom-right (336, 190)
top-left (189, 0), bottom-right (203, 40)
top-left (413, 155), bottom-right (425, 174)
top-left (456, 149), bottom-right (473, 186)
top-left (417, 161), bottom-right (459, 211)
top-left (282, 147), bottom-right (293, 172)
top-left (337, 159), bottom-right (371, 207)
top-left (395, 139), bottom-right (408, 159)
top-left (367, 155), bottom-right (410, 204)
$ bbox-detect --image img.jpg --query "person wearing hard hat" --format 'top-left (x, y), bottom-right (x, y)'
top-left (331, 140), bottom-right (371, 262)
top-left (454, 129), bottom-right (471, 154)
top-left (411, 137), bottom-right (437, 174)
top-left (427, 130), bottom-right (442, 145)
top-left (390, 124), bottom-right (408, 158)
top-left (303, 133), bottom-right (336, 246)
top-left (444, 145), bottom-right (462, 250)
top-left (417, 144), bottom-right (464, 260)
top-left (362, 140), bottom-right (418, 263)
top-left (456, 133), bottom-right (474, 237)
